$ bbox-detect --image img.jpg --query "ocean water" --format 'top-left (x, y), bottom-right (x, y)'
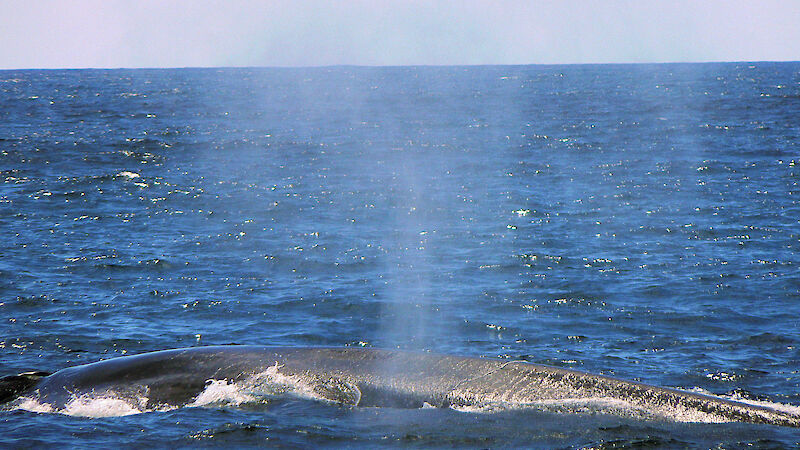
top-left (1, 62), bottom-right (799, 447)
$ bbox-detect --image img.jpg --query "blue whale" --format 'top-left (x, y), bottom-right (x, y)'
top-left (2, 346), bottom-right (798, 427)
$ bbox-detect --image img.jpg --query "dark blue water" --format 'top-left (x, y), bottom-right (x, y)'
top-left (1, 63), bottom-right (799, 447)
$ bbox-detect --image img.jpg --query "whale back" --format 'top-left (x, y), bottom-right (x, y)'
top-left (3, 346), bottom-right (799, 427)
top-left (0, 371), bottom-right (50, 404)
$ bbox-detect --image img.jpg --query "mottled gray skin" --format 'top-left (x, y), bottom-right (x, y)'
top-left (6, 346), bottom-right (800, 427)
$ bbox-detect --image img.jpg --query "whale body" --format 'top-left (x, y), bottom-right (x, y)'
top-left (2, 346), bottom-right (798, 427)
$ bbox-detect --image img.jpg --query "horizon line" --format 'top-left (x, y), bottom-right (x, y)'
top-left (2, 59), bottom-right (799, 71)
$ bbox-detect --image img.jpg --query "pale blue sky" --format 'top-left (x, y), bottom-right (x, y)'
top-left (1, 0), bottom-right (798, 69)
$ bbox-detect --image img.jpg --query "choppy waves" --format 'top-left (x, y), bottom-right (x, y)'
top-left (1, 63), bottom-right (799, 446)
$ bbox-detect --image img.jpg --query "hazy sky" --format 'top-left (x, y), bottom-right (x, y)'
top-left (1, 0), bottom-right (799, 69)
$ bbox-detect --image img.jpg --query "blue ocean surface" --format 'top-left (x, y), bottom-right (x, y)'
top-left (0, 63), bottom-right (799, 447)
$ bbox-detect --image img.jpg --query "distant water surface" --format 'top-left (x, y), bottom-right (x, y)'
top-left (1, 63), bottom-right (799, 447)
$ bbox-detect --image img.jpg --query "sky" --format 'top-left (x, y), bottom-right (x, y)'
top-left (1, 0), bottom-right (799, 69)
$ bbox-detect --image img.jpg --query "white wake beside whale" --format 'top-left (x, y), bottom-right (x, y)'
top-left (2, 346), bottom-right (798, 427)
